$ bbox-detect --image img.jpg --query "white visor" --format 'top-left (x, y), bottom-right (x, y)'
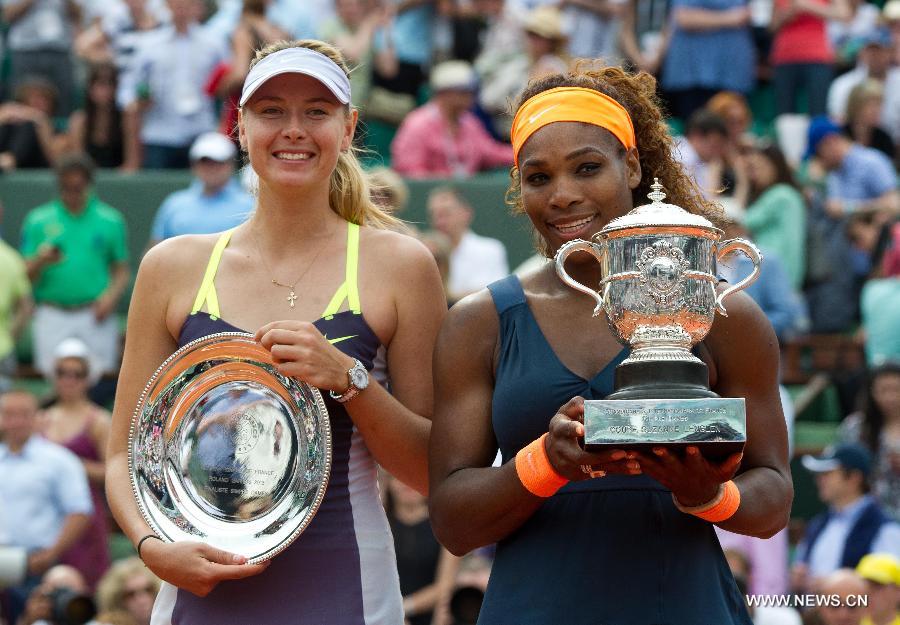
top-left (239, 47), bottom-right (351, 107)
top-left (801, 455), bottom-right (841, 473)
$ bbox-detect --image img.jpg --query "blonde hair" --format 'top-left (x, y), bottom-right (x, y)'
top-left (95, 557), bottom-right (161, 613)
top-left (247, 40), bottom-right (405, 231)
top-left (845, 79), bottom-right (884, 125)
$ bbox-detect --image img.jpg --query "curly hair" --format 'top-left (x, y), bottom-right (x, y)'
top-left (506, 63), bottom-right (723, 255)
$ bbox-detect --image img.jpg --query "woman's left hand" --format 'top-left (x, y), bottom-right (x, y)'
top-left (255, 320), bottom-right (355, 392)
top-left (632, 446), bottom-right (743, 508)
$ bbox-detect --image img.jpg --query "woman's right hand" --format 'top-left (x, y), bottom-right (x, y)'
top-left (545, 396), bottom-right (640, 481)
top-left (141, 538), bottom-right (270, 597)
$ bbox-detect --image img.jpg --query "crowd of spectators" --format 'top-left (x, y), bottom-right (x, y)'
top-left (1, 0), bottom-right (900, 623)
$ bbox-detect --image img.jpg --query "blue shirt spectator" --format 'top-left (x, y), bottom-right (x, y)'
top-left (374, 2), bottom-right (434, 66)
top-left (149, 132), bottom-right (253, 246)
top-left (825, 144), bottom-right (899, 210)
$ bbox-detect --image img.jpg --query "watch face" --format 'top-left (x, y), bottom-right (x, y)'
top-left (350, 364), bottom-right (369, 390)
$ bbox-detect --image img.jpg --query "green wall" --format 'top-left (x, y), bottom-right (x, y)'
top-left (0, 169), bottom-right (537, 272)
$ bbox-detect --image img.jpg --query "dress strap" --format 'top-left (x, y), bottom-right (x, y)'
top-left (321, 222), bottom-right (361, 318)
top-left (191, 230), bottom-right (234, 319)
top-left (487, 275), bottom-right (527, 315)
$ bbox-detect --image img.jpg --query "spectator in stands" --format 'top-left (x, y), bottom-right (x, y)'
top-left (719, 218), bottom-right (807, 342)
top-left (119, 0), bottom-right (229, 169)
top-left (792, 443), bottom-right (900, 593)
top-left (827, 29), bottom-right (899, 125)
top-left (0, 0), bottom-right (81, 115)
top-left (319, 0), bottom-right (392, 112)
top-left (65, 63), bottom-right (129, 170)
top-left (618, 0), bottom-right (670, 74)
top-left (368, 166), bottom-right (410, 215)
top-left (148, 133), bottom-right (253, 247)
top-left (370, 0), bottom-right (435, 107)
top-left (391, 60), bottom-right (514, 178)
top-left (0, 77), bottom-right (64, 172)
top-left (859, 277), bottom-right (900, 367)
top-left (856, 553), bottom-right (900, 625)
top-left (211, 0), bottom-right (290, 143)
top-left (0, 202), bottom-right (32, 394)
top-left (473, 0), bottom-right (524, 97)
top-left (838, 362), bottom-right (900, 521)
top-left (73, 0), bottom-right (169, 74)
top-left (842, 80), bottom-right (896, 161)
top-left (673, 109), bottom-right (729, 198)
top-left (736, 141), bottom-right (807, 289)
top-left (0, 389), bottom-right (92, 625)
top-left (15, 564), bottom-right (95, 625)
top-left (887, 1), bottom-right (900, 63)
top-left (20, 153), bottom-right (130, 378)
top-left (561, 0), bottom-right (626, 62)
top-left (39, 338), bottom-right (111, 592)
top-left (769, 0), bottom-right (849, 117)
top-left (660, 0), bottom-right (755, 120)
top-left (479, 6), bottom-right (569, 139)
top-left (427, 186), bottom-right (509, 303)
top-left (96, 558), bottom-right (160, 625)
top-left (383, 473), bottom-right (459, 625)
top-left (814, 569), bottom-right (869, 625)
top-left (828, 0), bottom-right (882, 67)
top-left (805, 115), bottom-right (899, 221)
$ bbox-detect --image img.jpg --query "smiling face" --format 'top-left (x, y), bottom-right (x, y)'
top-left (518, 122), bottom-right (641, 256)
top-left (238, 72), bottom-right (356, 192)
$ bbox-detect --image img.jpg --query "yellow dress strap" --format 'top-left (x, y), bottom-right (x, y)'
top-left (190, 230), bottom-right (234, 319)
top-left (321, 222), bottom-right (361, 318)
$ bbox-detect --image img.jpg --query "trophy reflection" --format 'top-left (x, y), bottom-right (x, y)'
top-left (555, 180), bottom-right (761, 459)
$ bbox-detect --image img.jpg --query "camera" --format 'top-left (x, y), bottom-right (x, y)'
top-left (45, 587), bottom-right (97, 625)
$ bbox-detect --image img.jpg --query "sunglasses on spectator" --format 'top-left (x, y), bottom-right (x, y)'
top-left (55, 367), bottom-right (88, 380)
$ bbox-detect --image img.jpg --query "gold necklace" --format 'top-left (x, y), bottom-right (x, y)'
top-left (253, 226), bottom-right (332, 308)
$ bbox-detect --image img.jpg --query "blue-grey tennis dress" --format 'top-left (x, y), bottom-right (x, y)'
top-left (477, 275), bottom-right (752, 625)
top-left (150, 222), bottom-right (403, 625)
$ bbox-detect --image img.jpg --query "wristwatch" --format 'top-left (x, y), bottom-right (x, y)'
top-left (329, 358), bottom-right (369, 403)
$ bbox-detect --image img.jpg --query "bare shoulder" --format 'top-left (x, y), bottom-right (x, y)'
top-left (439, 289), bottom-right (500, 355)
top-left (140, 233), bottom-right (221, 280)
top-left (360, 226), bottom-right (435, 275)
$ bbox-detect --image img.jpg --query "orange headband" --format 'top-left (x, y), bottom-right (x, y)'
top-left (510, 87), bottom-right (637, 167)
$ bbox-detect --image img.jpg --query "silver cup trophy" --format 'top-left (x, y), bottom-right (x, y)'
top-left (555, 180), bottom-right (761, 458)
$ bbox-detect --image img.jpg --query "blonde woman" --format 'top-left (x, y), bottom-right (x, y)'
top-left (105, 39), bottom-right (446, 625)
top-left (96, 557), bottom-right (160, 625)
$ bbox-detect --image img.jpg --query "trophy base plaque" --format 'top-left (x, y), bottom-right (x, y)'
top-left (583, 360), bottom-right (746, 460)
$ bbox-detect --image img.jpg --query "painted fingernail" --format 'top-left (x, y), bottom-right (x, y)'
top-left (628, 461), bottom-right (640, 470)
top-left (653, 448), bottom-right (665, 456)
top-left (687, 446), bottom-right (699, 455)
top-left (626, 451), bottom-right (637, 460)
top-left (611, 450), bottom-right (626, 460)
top-left (233, 555), bottom-right (246, 564)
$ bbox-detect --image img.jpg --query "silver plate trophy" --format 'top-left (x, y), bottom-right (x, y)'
top-left (555, 180), bottom-right (761, 459)
top-left (128, 332), bottom-right (332, 563)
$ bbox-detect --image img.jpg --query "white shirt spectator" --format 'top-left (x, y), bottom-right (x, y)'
top-left (449, 231), bottom-right (510, 298)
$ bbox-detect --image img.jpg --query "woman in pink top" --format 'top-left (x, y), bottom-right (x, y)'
top-left (770, 0), bottom-right (850, 115)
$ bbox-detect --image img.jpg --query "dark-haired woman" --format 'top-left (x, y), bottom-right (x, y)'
top-left (738, 142), bottom-right (807, 289)
top-left (67, 63), bottom-right (126, 168)
top-left (839, 362), bottom-right (900, 520)
top-left (428, 65), bottom-right (793, 625)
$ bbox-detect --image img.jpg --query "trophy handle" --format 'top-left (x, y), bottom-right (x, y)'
top-left (554, 239), bottom-right (606, 317)
top-left (714, 237), bottom-right (763, 316)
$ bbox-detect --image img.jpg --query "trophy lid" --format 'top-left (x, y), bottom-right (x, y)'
top-left (601, 179), bottom-right (721, 235)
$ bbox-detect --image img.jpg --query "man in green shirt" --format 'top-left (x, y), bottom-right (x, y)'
top-left (20, 154), bottom-right (130, 377)
top-left (0, 201), bottom-right (32, 391)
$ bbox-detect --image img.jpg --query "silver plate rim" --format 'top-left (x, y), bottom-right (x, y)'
top-left (126, 331), bottom-right (332, 564)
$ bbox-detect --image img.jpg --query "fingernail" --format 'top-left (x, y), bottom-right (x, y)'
top-left (628, 461), bottom-right (640, 470)
top-left (687, 447), bottom-right (699, 455)
top-left (611, 450), bottom-right (626, 460)
top-left (626, 451), bottom-right (636, 460)
top-left (653, 448), bottom-right (665, 456)
top-left (576, 425), bottom-right (584, 436)
top-left (233, 555), bottom-right (245, 564)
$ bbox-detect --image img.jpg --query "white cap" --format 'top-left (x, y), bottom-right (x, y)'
top-left (430, 61), bottom-right (477, 92)
top-left (239, 47), bottom-right (351, 107)
top-left (53, 337), bottom-right (100, 384)
top-left (189, 132), bottom-right (237, 162)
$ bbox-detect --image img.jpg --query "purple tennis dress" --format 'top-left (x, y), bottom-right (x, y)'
top-left (150, 223), bottom-right (403, 625)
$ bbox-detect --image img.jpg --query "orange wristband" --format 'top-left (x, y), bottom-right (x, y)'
top-left (515, 433), bottom-right (569, 498)
top-left (673, 480), bottom-right (741, 523)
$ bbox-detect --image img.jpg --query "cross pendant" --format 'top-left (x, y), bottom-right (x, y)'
top-left (287, 291), bottom-right (298, 308)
